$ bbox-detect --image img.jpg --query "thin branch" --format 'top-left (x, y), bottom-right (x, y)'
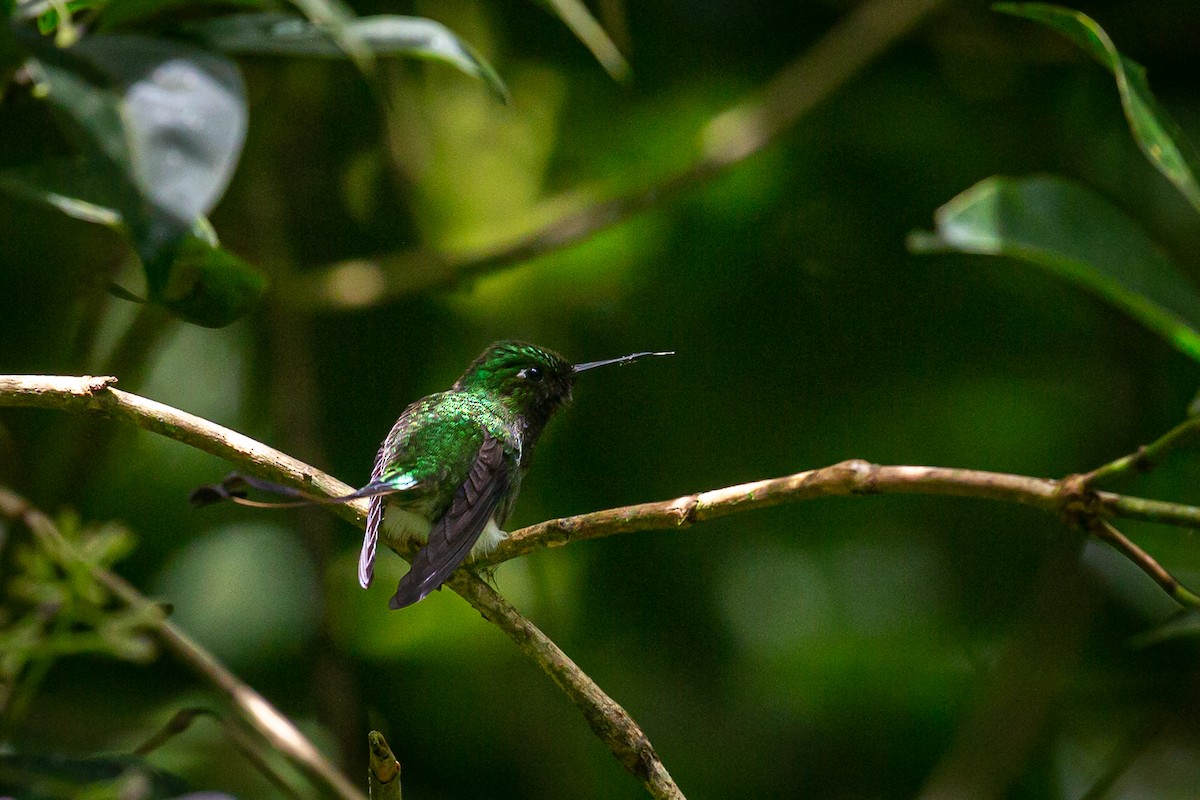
top-left (0, 374), bottom-right (365, 527)
top-left (486, 461), bottom-right (1200, 565)
top-left (133, 707), bottom-right (306, 800)
top-left (291, 0), bottom-right (950, 311)
top-left (1082, 416), bottom-right (1200, 486)
top-left (8, 373), bottom-right (1200, 795)
top-left (0, 486), bottom-right (366, 800)
top-left (0, 374), bottom-right (684, 799)
top-left (446, 572), bottom-right (682, 799)
top-left (1089, 519), bottom-right (1200, 607)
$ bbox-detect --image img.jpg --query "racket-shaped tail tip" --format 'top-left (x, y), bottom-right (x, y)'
top-left (188, 473), bottom-right (249, 508)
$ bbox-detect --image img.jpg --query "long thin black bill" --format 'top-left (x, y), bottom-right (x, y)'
top-left (572, 350), bottom-right (674, 373)
top-left (189, 472), bottom-right (396, 509)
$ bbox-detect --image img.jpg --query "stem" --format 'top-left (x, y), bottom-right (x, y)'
top-left (0, 486), bottom-right (367, 800)
top-left (446, 572), bottom-right (683, 799)
top-left (1089, 519), bottom-right (1200, 607)
top-left (1083, 416), bottom-right (1200, 486)
top-left (0, 375), bottom-right (685, 797)
top-left (367, 731), bottom-right (402, 800)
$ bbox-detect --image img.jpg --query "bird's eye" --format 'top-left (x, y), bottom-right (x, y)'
top-left (519, 366), bottom-right (544, 382)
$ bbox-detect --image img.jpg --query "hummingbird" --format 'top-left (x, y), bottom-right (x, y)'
top-left (191, 341), bottom-right (672, 610)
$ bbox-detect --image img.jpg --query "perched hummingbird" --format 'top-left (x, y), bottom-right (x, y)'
top-left (191, 341), bottom-right (672, 610)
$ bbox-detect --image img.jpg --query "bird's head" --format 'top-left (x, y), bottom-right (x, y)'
top-left (455, 341), bottom-right (577, 421)
top-left (456, 340), bottom-right (675, 425)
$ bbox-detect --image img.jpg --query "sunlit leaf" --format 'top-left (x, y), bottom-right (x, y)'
top-left (28, 32), bottom-right (247, 264)
top-left (190, 12), bottom-right (508, 102)
top-left (67, 34), bottom-right (248, 250)
top-left (995, 3), bottom-right (1200, 215)
top-left (22, 31), bottom-right (257, 323)
top-left (910, 175), bottom-right (1200, 363)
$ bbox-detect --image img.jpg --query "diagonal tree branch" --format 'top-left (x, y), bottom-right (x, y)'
top-left (446, 573), bottom-right (678, 796)
top-left (1082, 415), bottom-right (1200, 487)
top-left (0, 485), bottom-right (367, 800)
top-left (1089, 518), bottom-right (1200, 607)
top-left (0, 373), bottom-right (684, 800)
top-left (8, 373), bottom-right (1200, 795)
top-left (290, 0), bottom-right (950, 311)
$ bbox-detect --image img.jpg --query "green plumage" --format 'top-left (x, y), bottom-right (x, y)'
top-left (373, 391), bottom-right (524, 529)
top-left (191, 340), bottom-right (671, 610)
top-left (361, 341), bottom-right (578, 608)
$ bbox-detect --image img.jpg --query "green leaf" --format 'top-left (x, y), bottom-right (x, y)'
top-left (24, 32), bottom-right (255, 323)
top-left (28, 32), bottom-right (247, 265)
top-left (158, 235), bottom-right (268, 328)
top-left (68, 35), bottom-right (248, 245)
top-left (286, 0), bottom-right (374, 75)
top-left (910, 175), bottom-right (1200, 363)
top-left (190, 12), bottom-right (508, 102)
top-left (994, 3), bottom-right (1200, 215)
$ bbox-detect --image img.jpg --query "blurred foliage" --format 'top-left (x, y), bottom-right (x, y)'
top-left (0, 509), bottom-right (158, 746)
top-left (5, 0), bottom-right (1200, 798)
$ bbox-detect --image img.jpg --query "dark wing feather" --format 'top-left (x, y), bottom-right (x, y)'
top-left (388, 434), bottom-right (511, 610)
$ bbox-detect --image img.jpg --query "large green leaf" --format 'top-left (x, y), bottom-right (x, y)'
top-left (67, 35), bottom-right (247, 260)
top-left (995, 3), bottom-right (1200, 215)
top-left (910, 175), bottom-right (1200, 362)
top-left (20, 32), bottom-right (260, 325)
top-left (190, 11), bottom-right (508, 102)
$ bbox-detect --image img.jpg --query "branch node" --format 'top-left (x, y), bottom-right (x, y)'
top-left (1134, 444), bottom-right (1152, 473)
top-left (668, 495), bottom-right (699, 526)
top-left (839, 458), bottom-right (879, 494)
top-left (83, 375), bottom-right (118, 395)
top-left (1057, 473), bottom-right (1102, 529)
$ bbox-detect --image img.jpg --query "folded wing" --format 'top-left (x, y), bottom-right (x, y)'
top-left (388, 434), bottom-right (511, 609)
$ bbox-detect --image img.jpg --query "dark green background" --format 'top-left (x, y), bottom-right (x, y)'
top-left (5, 1), bottom-right (1200, 797)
